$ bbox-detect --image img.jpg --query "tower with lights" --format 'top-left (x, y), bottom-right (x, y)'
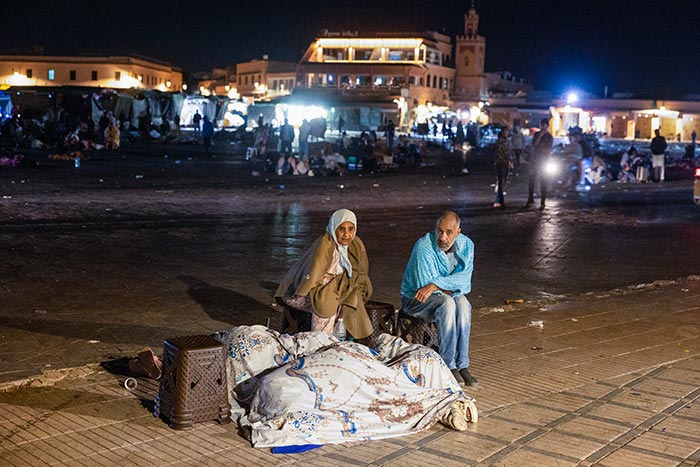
top-left (453, 2), bottom-right (488, 99)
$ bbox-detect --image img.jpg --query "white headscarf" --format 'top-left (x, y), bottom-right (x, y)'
top-left (325, 209), bottom-right (357, 278)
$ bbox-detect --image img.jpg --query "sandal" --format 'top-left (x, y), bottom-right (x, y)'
top-left (127, 347), bottom-right (163, 380)
top-left (441, 399), bottom-right (478, 431)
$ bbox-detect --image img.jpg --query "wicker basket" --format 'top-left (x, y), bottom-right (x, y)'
top-left (396, 311), bottom-right (440, 351)
top-left (154, 335), bottom-right (231, 430)
top-left (364, 300), bottom-right (398, 345)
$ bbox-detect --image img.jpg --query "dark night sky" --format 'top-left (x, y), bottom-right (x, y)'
top-left (2, 0), bottom-right (699, 98)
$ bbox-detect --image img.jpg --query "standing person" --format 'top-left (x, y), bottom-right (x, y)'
top-left (525, 118), bottom-right (553, 209)
top-left (173, 114), bottom-right (181, 137)
top-left (386, 119), bottom-right (396, 152)
top-left (202, 115), bottom-right (214, 156)
top-left (103, 119), bottom-right (120, 151)
top-left (400, 211), bottom-right (477, 387)
top-left (494, 127), bottom-right (511, 208)
top-left (510, 125), bottom-right (525, 175)
top-left (338, 115), bottom-right (345, 134)
top-left (275, 209), bottom-right (373, 339)
top-left (298, 119), bottom-right (311, 159)
top-left (98, 112), bottom-right (110, 144)
top-left (650, 128), bottom-right (667, 182)
top-left (276, 118), bottom-right (296, 175)
top-left (297, 119), bottom-right (313, 176)
top-left (192, 110), bottom-right (202, 137)
top-left (455, 121), bottom-right (465, 147)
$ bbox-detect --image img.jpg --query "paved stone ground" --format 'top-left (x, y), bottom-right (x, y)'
top-left (0, 142), bottom-right (699, 465)
top-left (1, 278), bottom-right (698, 466)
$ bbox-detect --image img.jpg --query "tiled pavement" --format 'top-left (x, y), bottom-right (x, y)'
top-left (1, 277), bottom-right (699, 466)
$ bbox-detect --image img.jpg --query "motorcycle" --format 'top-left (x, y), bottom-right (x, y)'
top-left (694, 165), bottom-right (700, 205)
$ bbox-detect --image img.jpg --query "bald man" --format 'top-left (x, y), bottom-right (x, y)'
top-left (400, 211), bottom-right (477, 386)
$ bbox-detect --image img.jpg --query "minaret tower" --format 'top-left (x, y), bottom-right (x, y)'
top-left (454, 1), bottom-right (487, 98)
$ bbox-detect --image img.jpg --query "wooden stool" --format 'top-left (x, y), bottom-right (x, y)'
top-left (395, 310), bottom-right (440, 351)
top-left (154, 335), bottom-right (231, 430)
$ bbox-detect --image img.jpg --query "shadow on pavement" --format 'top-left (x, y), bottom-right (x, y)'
top-left (178, 275), bottom-right (275, 326)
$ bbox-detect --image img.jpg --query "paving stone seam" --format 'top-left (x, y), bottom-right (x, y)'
top-left (584, 387), bottom-right (700, 465)
top-left (673, 413), bottom-right (700, 423)
top-left (481, 362), bottom-right (693, 466)
top-left (521, 445), bottom-right (581, 464)
top-left (555, 428), bottom-right (623, 446)
top-left (322, 451), bottom-right (381, 466)
top-left (602, 400), bottom-right (661, 413)
top-left (622, 444), bottom-right (687, 462)
top-left (630, 387), bottom-right (695, 401)
top-left (474, 442), bottom-right (520, 465)
top-left (560, 390), bottom-right (598, 400)
top-left (688, 447), bottom-right (700, 462)
top-left (486, 414), bottom-right (541, 429)
top-left (419, 446), bottom-right (479, 465)
top-left (581, 413), bottom-right (637, 428)
top-left (517, 401), bottom-right (571, 414)
top-left (3, 414), bottom-right (169, 448)
top-left (367, 445), bottom-right (416, 466)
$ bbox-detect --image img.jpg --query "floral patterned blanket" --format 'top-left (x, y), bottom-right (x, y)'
top-left (215, 326), bottom-right (474, 447)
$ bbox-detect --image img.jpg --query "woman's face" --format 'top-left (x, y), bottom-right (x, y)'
top-left (335, 221), bottom-right (356, 246)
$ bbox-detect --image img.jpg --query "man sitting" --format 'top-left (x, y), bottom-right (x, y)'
top-left (400, 211), bottom-right (477, 386)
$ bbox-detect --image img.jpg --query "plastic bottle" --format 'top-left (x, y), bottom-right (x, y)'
top-left (333, 318), bottom-right (347, 342)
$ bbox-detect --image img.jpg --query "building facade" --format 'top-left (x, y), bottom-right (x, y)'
top-left (0, 54), bottom-right (183, 91)
top-left (235, 57), bottom-right (296, 100)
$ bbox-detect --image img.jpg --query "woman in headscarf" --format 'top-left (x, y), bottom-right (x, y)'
top-left (275, 209), bottom-right (373, 339)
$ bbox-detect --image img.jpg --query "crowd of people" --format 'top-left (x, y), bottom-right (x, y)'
top-left (484, 118), bottom-right (696, 209)
top-left (0, 104), bottom-right (197, 155)
top-left (249, 115), bottom-right (422, 177)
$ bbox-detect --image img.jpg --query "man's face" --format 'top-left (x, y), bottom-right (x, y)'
top-left (335, 221), bottom-right (356, 246)
top-left (435, 217), bottom-right (461, 251)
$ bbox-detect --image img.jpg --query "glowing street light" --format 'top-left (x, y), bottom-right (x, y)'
top-left (567, 92), bottom-right (579, 104)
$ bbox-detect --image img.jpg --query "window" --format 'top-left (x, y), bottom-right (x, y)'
top-left (426, 74), bottom-right (430, 87)
top-left (244, 76), bottom-right (248, 85)
top-left (48, 69), bottom-right (55, 80)
top-left (432, 75), bottom-right (437, 88)
top-left (115, 71), bottom-right (121, 80)
top-left (26, 69), bottom-right (33, 78)
top-left (69, 70), bottom-right (76, 81)
top-left (91, 70), bottom-right (98, 80)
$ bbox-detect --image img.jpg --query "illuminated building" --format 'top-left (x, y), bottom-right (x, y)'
top-left (199, 56), bottom-right (296, 100)
top-left (236, 56), bottom-right (296, 100)
top-left (293, 30), bottom-right (455, 129)
top-left (0, 54), bottom-right (182, 91)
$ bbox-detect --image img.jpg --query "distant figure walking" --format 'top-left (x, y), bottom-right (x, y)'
top-left (493, 126), bottom-right (511, 208)
top-left (525, 118), bottom-right (553, 209)
top-left (510, 126), bottom-right (525, 175)
top-left (386, 119), bottom-right (396, 152)
top-left (192, 110), bottom-right (202, 136)
top-left (650, 128), bottom-right (667, 182)
top-left (202, 115), bottom-right (214, 156)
